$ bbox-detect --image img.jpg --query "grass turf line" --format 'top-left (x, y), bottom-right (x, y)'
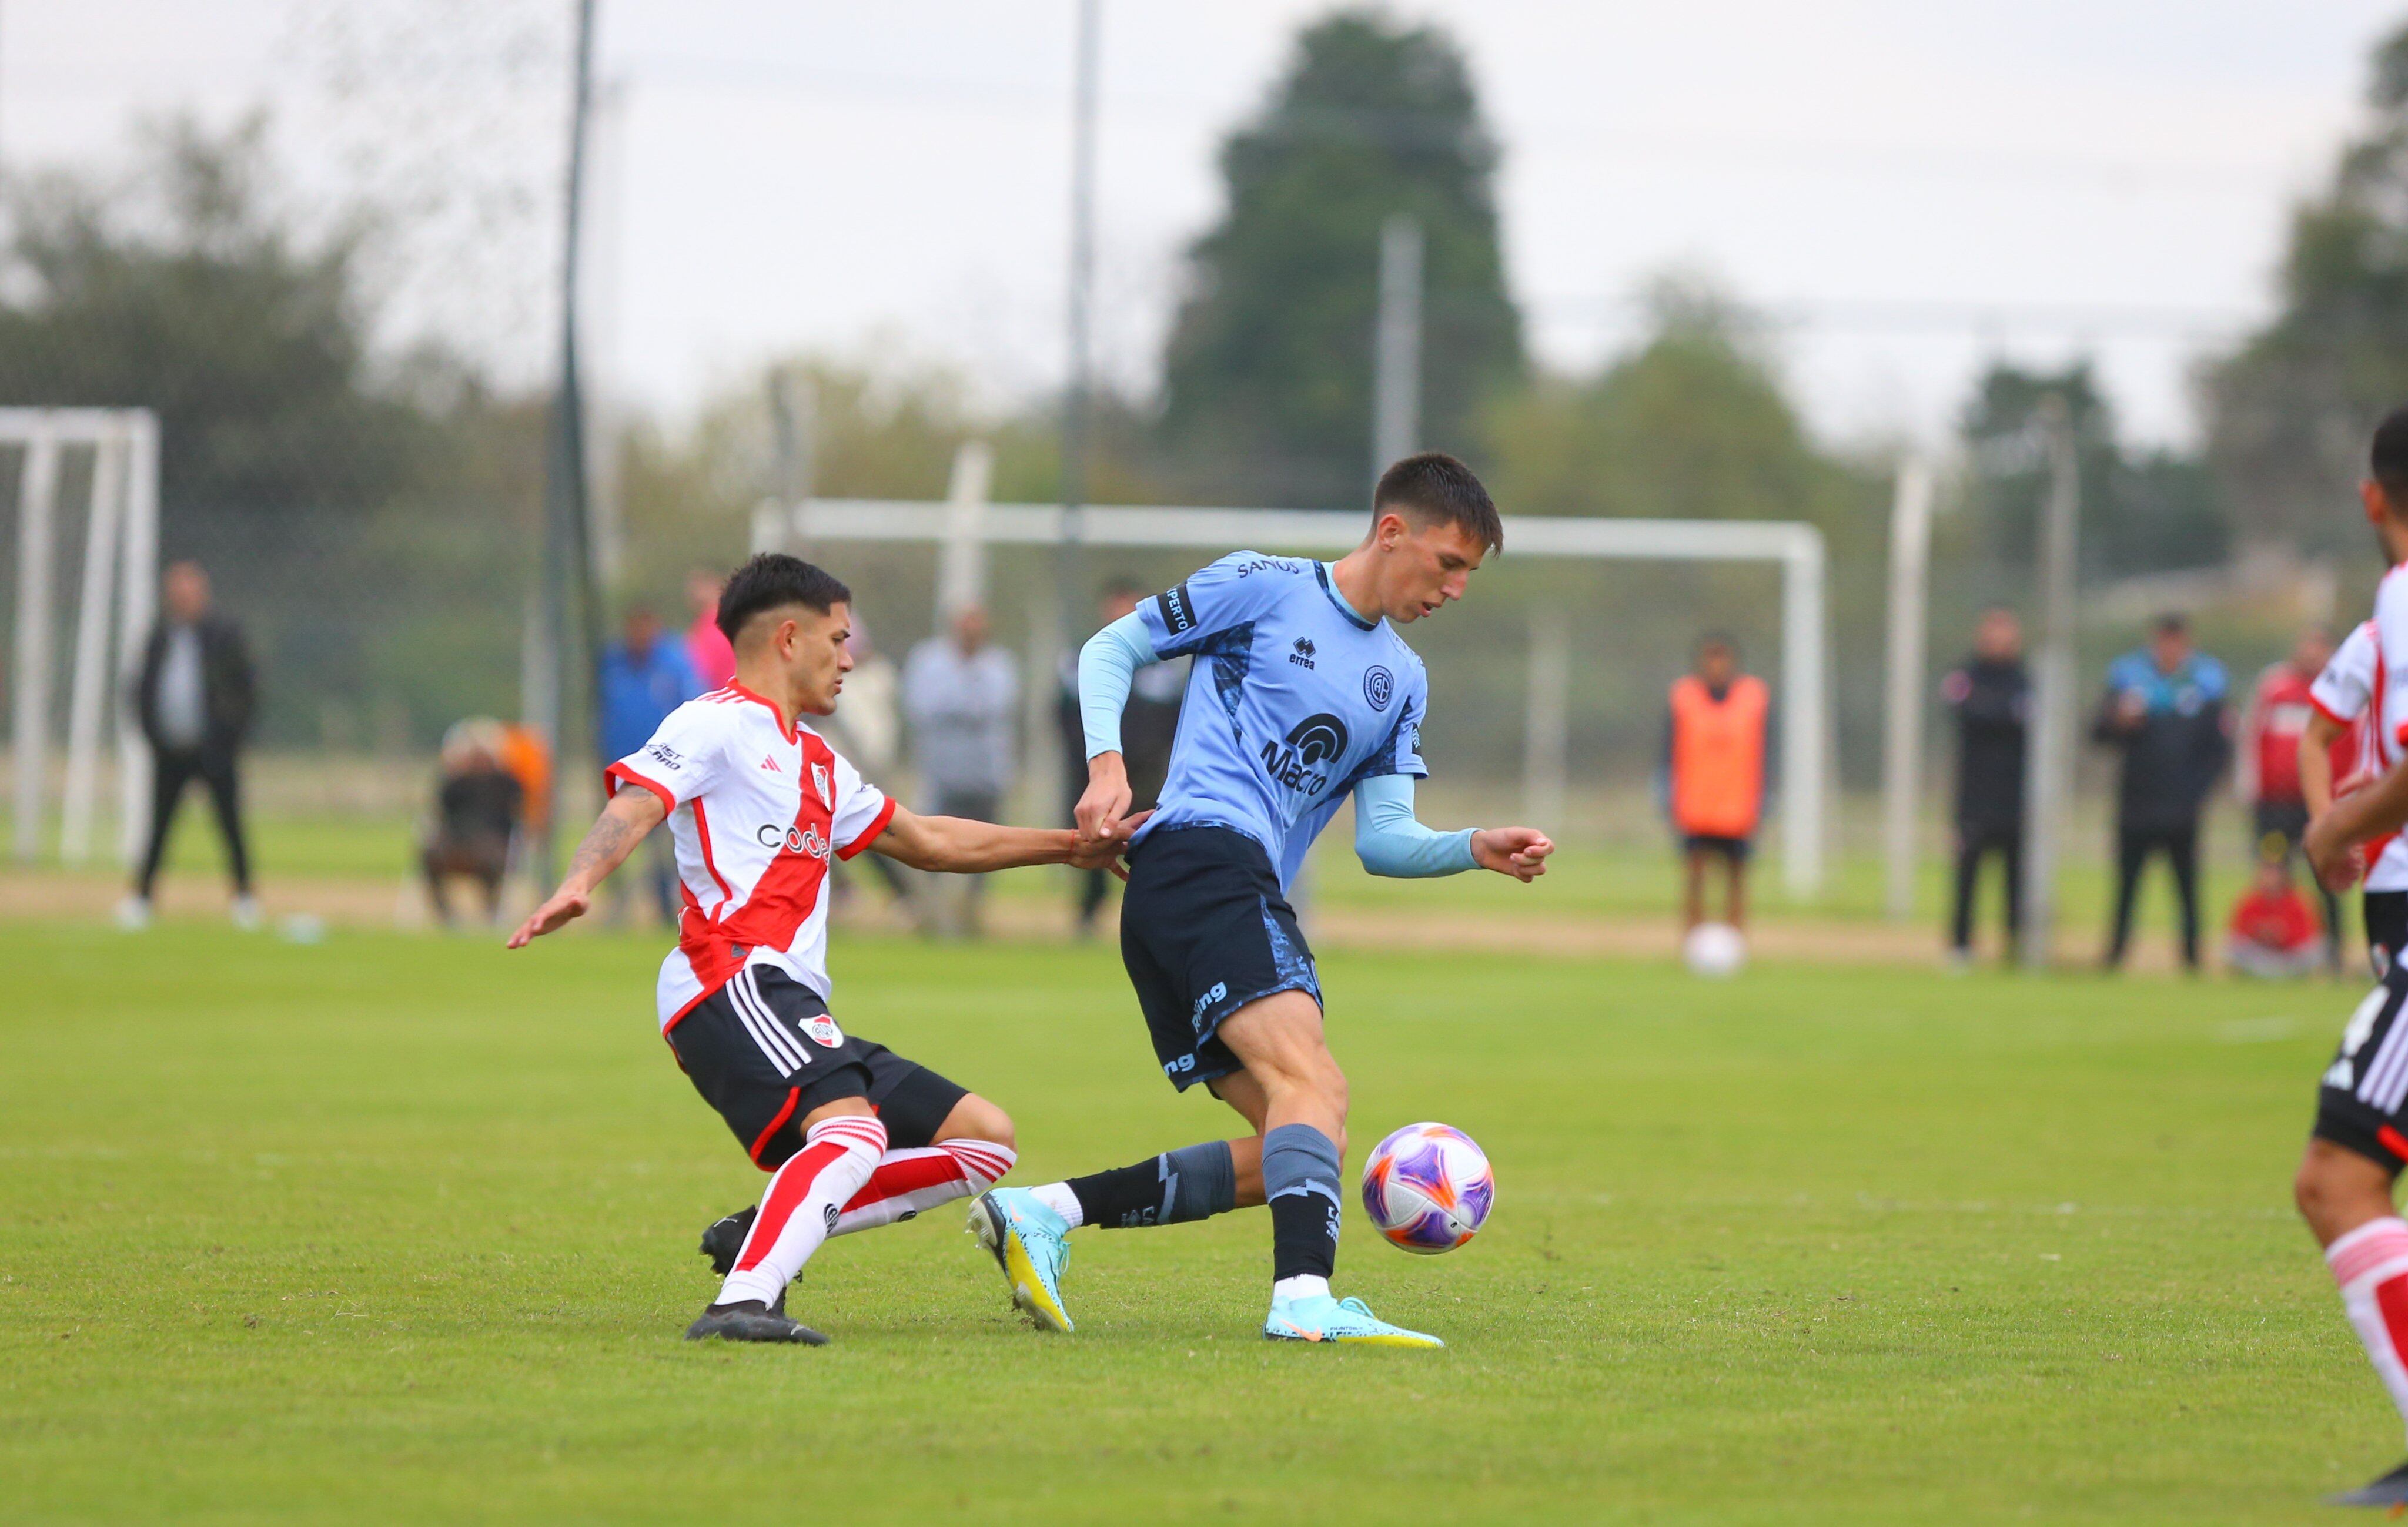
top-left (0, 922), bottom-right (2382, 1523)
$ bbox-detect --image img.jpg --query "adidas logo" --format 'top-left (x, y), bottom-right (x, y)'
top-left (760, 755), bottom-right (782, 773)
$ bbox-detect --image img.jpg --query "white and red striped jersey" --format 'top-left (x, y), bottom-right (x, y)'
top-left (606, 682), bottom-right (898, 1030)
top-left (2316, 592), bottom-right (2407, 890)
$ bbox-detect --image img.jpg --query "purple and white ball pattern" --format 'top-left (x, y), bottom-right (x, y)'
top-left (1360, 1122), bottom-right (1494, 1254)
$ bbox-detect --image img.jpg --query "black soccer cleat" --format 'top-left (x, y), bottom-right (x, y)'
top-left (700, 1206), bottom-right (759, 1277)
top-left (683, 1299), bottom-right (827, 1345)
top-left (2330, 1458), bottom-right (2408, 1507)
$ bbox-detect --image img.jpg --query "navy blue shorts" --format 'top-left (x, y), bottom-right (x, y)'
top-left (1119, 825), bottom-right (1320, 1091)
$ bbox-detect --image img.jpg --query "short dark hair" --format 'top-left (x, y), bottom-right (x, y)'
top-left (1099, 574), bottom-right (1147, 601)
top-left (1697, 631), bottom-right (1739, 659)
top-left (715, 553), bottom-right (852, 644)
top-left (1373, 451), bottom-right (1503, 554)
top-left (2374, 404), bottom-right (2408, 504)
top-left (2152, 611), bottom-right (2188, 637)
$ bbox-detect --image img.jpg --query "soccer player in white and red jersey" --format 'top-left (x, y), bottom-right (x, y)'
top-left (2305, 621), bottom-right (2396, 975)
top-left (2296, 406), bottom-right (2408, 1505)
top-left (509, 554), bottom-right (1126, 1345)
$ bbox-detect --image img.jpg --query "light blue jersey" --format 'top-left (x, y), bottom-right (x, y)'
top-left (1124, 552), bottom-right (1430, 889)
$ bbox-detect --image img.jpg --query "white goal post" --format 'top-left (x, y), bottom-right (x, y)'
top-left (5, 408), bottom-right (160, 868)
top-left (758, 492), bottom-right (1831, 895)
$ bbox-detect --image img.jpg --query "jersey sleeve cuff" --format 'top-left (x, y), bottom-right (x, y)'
top-left (2310, 694), bottom-right (2355, 728)
top-left (837, 794), bottom-right (899, 859)
top-left (605, 761), bottom-right (675, 815)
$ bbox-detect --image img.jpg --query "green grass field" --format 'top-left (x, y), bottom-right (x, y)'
top-left (0, 921), bottom-right (2383, 1523)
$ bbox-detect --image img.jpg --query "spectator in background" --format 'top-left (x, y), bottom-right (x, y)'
top-left (598, 605), bottom-right (701, 923)
top-left (1664, 634), bottom-right (1770, 933)
top-left (1057, 577), bottom-right (1186, 936)
top-left (121, 560), bottom-right (258, 931)
top-left (1941, 608), bottom-right (2029, 966)
top-left (903, 603), bottom-right (1018, 936)
top-left (685, 568), bottom-right (737, 692)
top-left (2227, 845), bottom-right (2325, 979)
top-left (2094, 613), bottom-right (2231, 972)
top-left (2240, 624), bottom-right (2342, 971)
top-left (421, 719), bottom-right (523, 927)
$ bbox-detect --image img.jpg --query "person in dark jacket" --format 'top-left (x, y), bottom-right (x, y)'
top-left (1941, 607), bottom-right (2029, 964)
top-left (2094, 612), bottom-right (2232, 970)
top-left (1056, 577), bottom-right (1185, 935)
top-left (122, 561), bottom-right (258, 930)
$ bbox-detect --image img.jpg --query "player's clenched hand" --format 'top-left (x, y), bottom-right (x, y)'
top-left (1076, 752), bottom-right (1135, 849)
top-left (1070, 810), bottom-right (1152, 880)
top-left (1471, 826), bottom-right (1554, 883)
top-left (2305, 809), bottom-right (2366, 893)
top-left (506, 890), bottom-right (591, 949)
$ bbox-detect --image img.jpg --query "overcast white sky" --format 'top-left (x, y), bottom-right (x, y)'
top-left (7, 0), bottom-right (2404, 458)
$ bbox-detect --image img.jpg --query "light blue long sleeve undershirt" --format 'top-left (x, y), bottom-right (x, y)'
top-left (1077, 612), bottom-right (1476, 878)
top-left (1078, 611), bottom-right (1156, 760)
top-left (1351, 773), bottom-right (1479, 878)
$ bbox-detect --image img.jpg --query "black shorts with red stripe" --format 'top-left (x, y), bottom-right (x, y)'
top-left (2315, 962), bottom-right (2408, 1174)
top-left (668, 964), bottom-right (968, 1170)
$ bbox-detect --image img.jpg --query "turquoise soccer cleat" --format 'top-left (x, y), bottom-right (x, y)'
top-left (1262, 1291), bottom-right (1444, 1348)
top-left (968, 1188), bottom-right (1075, 1333)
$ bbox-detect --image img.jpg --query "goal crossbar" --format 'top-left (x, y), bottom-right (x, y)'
top-left (774, 498), bottom-right (1829, 895)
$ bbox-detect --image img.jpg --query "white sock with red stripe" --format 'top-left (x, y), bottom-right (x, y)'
top-left (716, 1114), bottom-right (888, 1308)
top-left (2328, 1217), bottom-right (2408, 1438)
top-left (829, 1138), bottom-right (1016, 1238)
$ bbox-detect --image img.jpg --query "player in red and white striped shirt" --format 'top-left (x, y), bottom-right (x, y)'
top-left (2299, 407), bottom-right (2408, 1504)
top-left (510, 554), bottom-right (1131, 1344)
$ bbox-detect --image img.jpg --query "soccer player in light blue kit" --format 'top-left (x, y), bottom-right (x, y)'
top-left (970, 453), bottom-right (1555, 1346)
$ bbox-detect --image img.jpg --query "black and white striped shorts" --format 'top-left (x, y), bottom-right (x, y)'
top-left (2315, 962), bottom-right (2408, 1171)
top-left (666, 965), bottom-right (968, 1170)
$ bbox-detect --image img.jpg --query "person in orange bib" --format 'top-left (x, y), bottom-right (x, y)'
top-left (1665, 635), bottom-right (1771, 932)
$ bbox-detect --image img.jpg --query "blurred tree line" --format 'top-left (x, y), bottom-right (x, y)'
top-left (12, 6), bottom-right (2408, 781)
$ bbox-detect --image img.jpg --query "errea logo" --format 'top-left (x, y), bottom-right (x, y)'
top-left (1289, 637), bottom-right (1316, 670)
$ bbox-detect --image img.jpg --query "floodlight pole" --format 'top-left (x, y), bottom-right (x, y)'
top-left (534, 0), bottom-right (599, 880)
top-left (1057, 0), bottom-right (1101, 645)
top-left (2021, 397), bottom-right (2081, 969)
top-left (1372, 216), bottom-right (1423, 483)
top-left (1880, 458), bottom-right (1934, 920)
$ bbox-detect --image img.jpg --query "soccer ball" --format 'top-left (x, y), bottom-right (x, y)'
top-left (1360, 1122), bottom-right (1494, 1254)
top-left (1683, 920), bottom-right (1747, 979)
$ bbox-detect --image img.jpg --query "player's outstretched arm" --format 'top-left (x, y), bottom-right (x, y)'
top-left (872, 805), bottom-right (1146, 879)
top-left (1353, 774), bottom-right (1554, 884)
top-left (505, 788), bottom-right (667, 947)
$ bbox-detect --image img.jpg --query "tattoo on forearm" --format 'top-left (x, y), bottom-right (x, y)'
top-left (567, 812), bottom-right (637, 886)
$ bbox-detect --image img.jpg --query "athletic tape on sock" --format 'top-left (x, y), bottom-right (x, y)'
top-left (1262, 1123), bottom-right (1341, 1209)
top-left (1158, 1140), bottom-right (1238, 1225)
